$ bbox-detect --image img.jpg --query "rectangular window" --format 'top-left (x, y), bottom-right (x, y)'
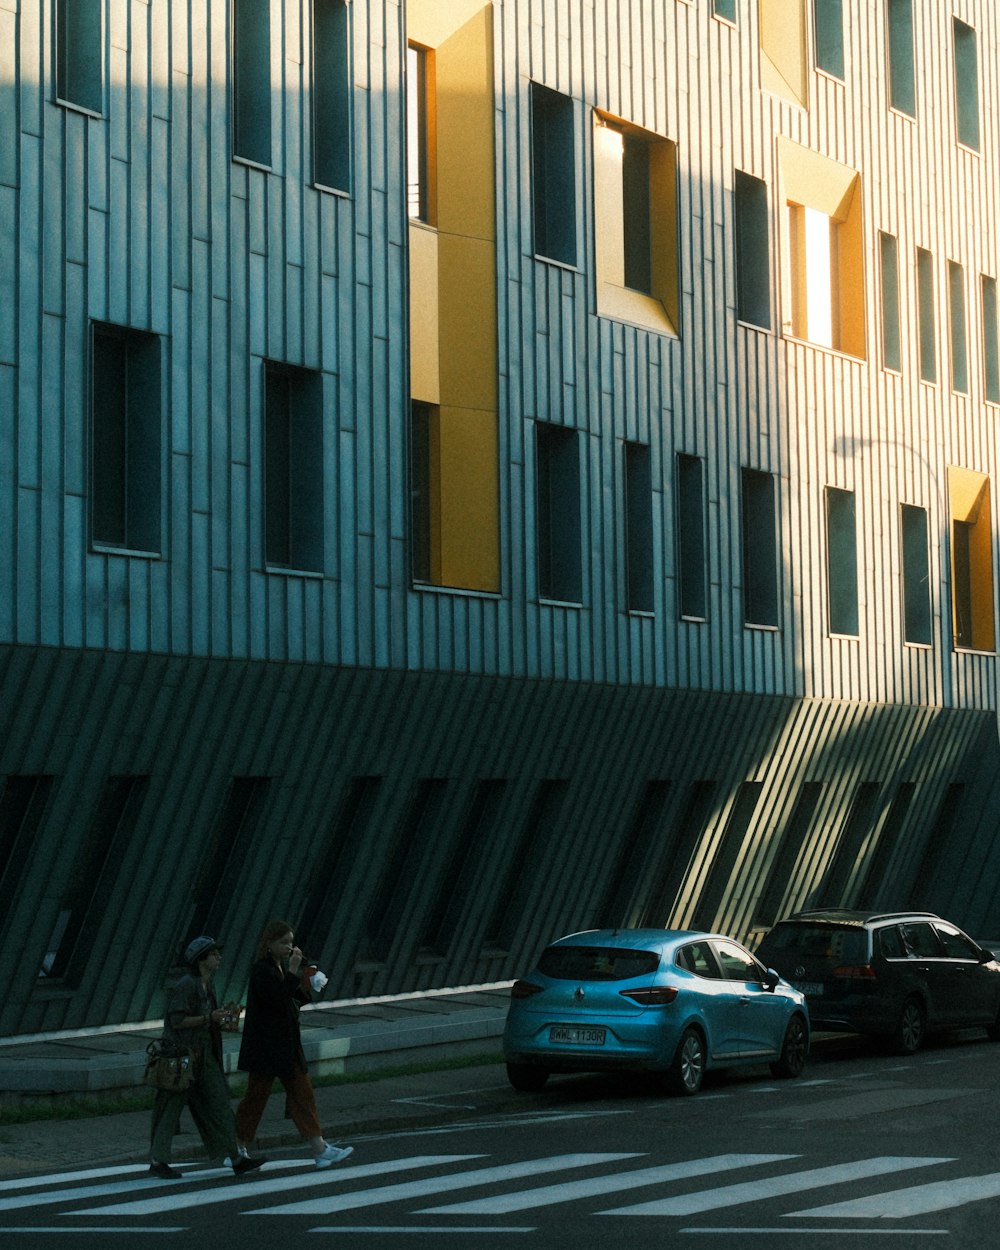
top-left (0, 776), bottom-right (53, 922)
top-left (826, 487), bottom-right (858, 637)
top-left (734, 171), bottom-right (771, 329)
top-left (713, 0), bottom-right (737, 23)
top-left (409, 402), bottom-right (433, 584)
top-left (879, 232), bottom-right (901, 371)
top-left (312, 0), bottom-right (351, 192)
top-left (953, 19), bottom-right (980, 152)
top-left (41, 777), bottom-right (149, 983)
top-left (90, 323), bottom-right (161, 553)
top-left (887, 0), bottom-right (916, 116)
top-left (754, 782), bottom-right (824, 927)
top-left (232, 0), bottom-right (272, 166)
top-left (817, 782), bottom-right (881, 908)
top-left (741, 468), bottom-right (779, 628)
top-left (948, 466), bottom-right (994, 652)
top-left (948, 261), bottom-right (968, 394)
top-left (264, 363), bottom-right (324, 572)
top-left (900, 504), bottom-right (931, 645)
top-left (983, 275), bottom-right (1000, 403)
top-left (624, 442), bottom-right (653, 613)
top-left (407, 44), bottom-right (433, 222)
top-left (536, 423), bottom-right (581, 603)
top-left (56, 0), bottom-right (102, 113)
top-left (676, 453), bottom-right (706, 620)
top-left (917, 248), bottom-right (936, 383)
top-left (593, 112), bottom-right (678, 335)
top-left (531, 83), bottom-right (576, 267)
top-left (692, 782), bottom-right (763, 931)
top-left (813, 0), bottom-right (845, 79)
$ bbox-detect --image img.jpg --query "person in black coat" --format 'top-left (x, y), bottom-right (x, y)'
top-left (235, 919), bottom-right (353, 1169)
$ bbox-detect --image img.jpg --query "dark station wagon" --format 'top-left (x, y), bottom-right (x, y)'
top-left (756, 909), bottom-right (1000, 1054)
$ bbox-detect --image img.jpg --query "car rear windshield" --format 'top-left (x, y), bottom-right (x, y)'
top-left (537, 946), bottom-right (661, 981)
top-left (760, 924), bottom-right (867, 964)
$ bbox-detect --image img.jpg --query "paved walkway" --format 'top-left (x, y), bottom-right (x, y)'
top-left (0, 985), bottom-right (512, 1179)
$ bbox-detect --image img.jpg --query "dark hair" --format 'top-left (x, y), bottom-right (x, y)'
top-left (257, 919), bottom-right (293, 961)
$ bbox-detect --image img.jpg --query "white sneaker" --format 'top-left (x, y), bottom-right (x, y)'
top-left (223, 1147), bottom-right (249, 1167)
top-left (315, 1143), bottom-right (353, 1169)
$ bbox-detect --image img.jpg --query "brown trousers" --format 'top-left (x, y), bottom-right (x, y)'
top-left (235, 1068), bottom-right (323, 1144)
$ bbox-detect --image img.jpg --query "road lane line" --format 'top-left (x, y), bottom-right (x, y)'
top-left (795, 1171), bottom-right (1000, 1218)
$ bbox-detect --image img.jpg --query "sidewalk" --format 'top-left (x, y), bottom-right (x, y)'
top-left (0, 984), bottom-right (513, 1178)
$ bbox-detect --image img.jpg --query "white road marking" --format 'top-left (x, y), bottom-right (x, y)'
top-left (679, 1228), bottom-right (947, 1237)
top-left (420, 1153), bottom-right (795, 1215)
top-left (307, 1227), bottom-right (535, 1235)
top-left (600, 1156), bottom-right (953, 1216)
top-left (255, 1153), bottom-right (642, 1217)
top-left (0, 1164), bottom-right (151, 1192)
top-left (795, 1171), bottom-right (1000, 1218)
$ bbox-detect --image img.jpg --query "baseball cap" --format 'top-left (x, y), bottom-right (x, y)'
top-left (184, 936), bottom-right (223, 966)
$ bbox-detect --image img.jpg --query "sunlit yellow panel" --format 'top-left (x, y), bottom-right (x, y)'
top-left (436, 406), bottom-right (500, 592)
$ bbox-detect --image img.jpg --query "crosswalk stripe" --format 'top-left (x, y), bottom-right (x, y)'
top-left (75, 1156), bottom-right (479, 1217)
top-left (419, 1153), bottom-right (796, 1215)
top-left (598, 1156), bottom-right (954, 1216)
top-left (0, 1165), bottom-right (151, 1193)
top-left (255, 1153), bottom-right (643, 1217)
top-left (0, 1165), bottom-right (225, 1213)
top-left (794, 1171), bottom-right (1000, 1219)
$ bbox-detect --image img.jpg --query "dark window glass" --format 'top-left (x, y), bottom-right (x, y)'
top-left (952, 518), bottom-right (974, 648)
top-left (531, 83), bottom-right (576, 266)
top-left (901, 504), bottom-right (931, 645)
top-left (0, 776), bottom-right (54, 922)
top-left (313, 0), bottom-right (351, 191)
top-left (715, 941), bottom-right (763, 981)
top-left (536, 424), bottom-right (581, 603)
top-left (735, 171), bottom-right (771, 329)
top-left (887, 0), bottom-right (916, 117)
top-left (982, 275), bottom-right (1000, 403)
top-left (713, 0), bottom-right (737, 23)
top-left (91, 323), bottom-right (161, 552)
top-left (56, 0), bottom-right (102, 113)
top-left (410, 402), bottom-right (432, 583)
top-left (826, 487), bottom-right (858, 636)
top-left (622, 134), bottom-right (652, 295)
top-left (537, 945), bottom-right (660, 982)
top-left (901, 922), bottom-right (944, 958)
top-left (948, 261), bottom-right (968, 393)
top-left (264, 363), bottom-right (324, 572)
top-left (624, 441), bottom-right (653, 612)
top-left (813, 0), bottom-right (845, 79)
top-left (935, 925), bottom-right (980, 960)
top-left (677, 454), bottom-right (706, 619)
top-left (917, 248), bottom-right (936, 383)
top-left (233, 0), bottom-right (272, 165)
top-left (741, 468), bottom-right (779, 627)
top-left (879, 926), bottom-right (907, 959)
top-left (953, 19), bottom-right (980, 152)
top-left (676, 942), bottom-right (722, 978)
top-left (880, 232), bottom-right (901, 371)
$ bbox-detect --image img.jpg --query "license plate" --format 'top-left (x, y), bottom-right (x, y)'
top-left (550, 1025), bottom-right (607, 1045)
top-left (794, 982), bottom-right (824, 996)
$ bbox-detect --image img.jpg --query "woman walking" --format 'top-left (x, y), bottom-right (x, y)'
top-left (235, 920), bottom-right (353, 1168)
top-left (149, 936), bottom-right (266, 1179)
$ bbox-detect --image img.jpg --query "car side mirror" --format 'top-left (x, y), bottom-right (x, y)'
top-left (978, 946), bottom-right (995, 964)
top-left (762, 968), bottom-right (780, 992)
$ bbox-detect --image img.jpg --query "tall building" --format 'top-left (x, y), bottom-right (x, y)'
top-left (2, 0), bottom-right (1000, 1035)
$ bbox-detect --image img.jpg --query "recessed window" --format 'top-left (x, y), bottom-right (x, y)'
top-left (879, 232), bottom-right (901, 371)
top-left (264, 363), bottom-right (324, 572)
top-left (536, 423), bottom-right (581, 604)
top-left (232, 0), bottom-right (272, 166)
top-left (734, 171), bottom-right (771, 329)
top-left (741, 468), bottom-right (779, 628)
top-left (981, 275), bottom-right (1000, 404)
top-left (593, 112), bottom-right (678, 335)
top-left (55, 0), bottom-right (102, 113)
top-left (900, 503), bottom-right (931, 646)
top-left (916, 247), bottom-right (936, 384)
top-left (813, 0), bottom-right (845, 79)
top-left (826, 487), bottom-right (858, 637)
top-left (948, 466), bottom-right (994, 652)
top-left (624, 442), bottom-right (653, 613)
top-left (676, 453), bottom-right (706, 620)
top-left (953, 19), bottom-right (980, 152)
top-left (948, 261), bottom-right (968, 394)
top-left (312, 0), bottom-right (351, 192)
top-left (887, 0), bottom-right (916, 117)
top-left (188, 778), bottom-right (270, 942)
top-left (713, 0), bottom-right (737, 22)
top-left (531, 83), bottom-right (576, 266)
top-left (407, 43), bottom-right (434, 223)
top-left (90, 322), bottom-right (162, 553)
top-left (779, 139), bottom-right (865, 358)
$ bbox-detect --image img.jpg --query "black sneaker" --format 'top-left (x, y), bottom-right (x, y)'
top-left (232, 1155), bottom-right (265, 1177)
top-left (148, 1161), bottom-right (182, 1180)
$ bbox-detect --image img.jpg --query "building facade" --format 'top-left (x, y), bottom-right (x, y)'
top-left (2, 0), bottom-right (1000, 1035)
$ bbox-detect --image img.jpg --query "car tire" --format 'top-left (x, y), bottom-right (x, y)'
top-left (891, 997), bottom-right (926, 1055)
top-left (506, 1062), bottom-right (549, 1092)
top-left (667, 1027), bottom-right (705, 1096)
top-left (770, 1014), bottom-right (808, 1078)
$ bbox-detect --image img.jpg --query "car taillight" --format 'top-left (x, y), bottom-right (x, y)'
top-left (510, 979), bottom-right (544, 999)
top-left (832, 965), bottom-right (877, 979)
top-left (619, 986), bottom-right (679, 1005)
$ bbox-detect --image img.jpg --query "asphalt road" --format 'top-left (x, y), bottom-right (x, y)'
top-left (4, 1030), bottom-right (999, 1249)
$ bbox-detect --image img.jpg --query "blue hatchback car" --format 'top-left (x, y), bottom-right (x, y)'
top-left (503, 928), bottom-right (809, 1095)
